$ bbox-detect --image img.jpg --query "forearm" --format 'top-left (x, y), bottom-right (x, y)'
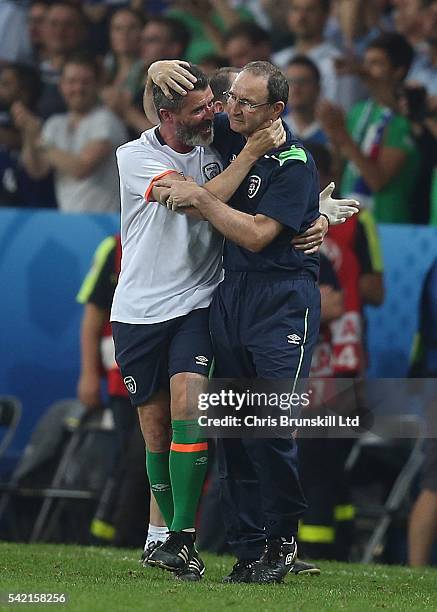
top-left (143, 75), bottom-right (159, 126)
top-left (48, 148), bottom-right (96, 180)
top-left (340, 137), bottom-right (391, 192)
top-left (21, 136), bottom-right (50, 179)
top-left (194, 189), bottom-right (264, 252)
top-left (204, 148), bottom-right (258, 201)
top-left (80, 305), bottom-right (105, 377)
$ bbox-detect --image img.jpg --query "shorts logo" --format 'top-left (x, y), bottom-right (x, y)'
top-left (152, 483), bottom-right (170, 492)
top-left (195, 355), bottom-right (209, 366)
top-left (247, 175), bottom-right (261, 198)
top-left (195, 456), bottom-right (208, 465)
top-left (203, 162), bottom-right (221, 180)
top-left (287, 334), bottom-right (301, 345)
top-left (123, 376), bottom-right (137, 394)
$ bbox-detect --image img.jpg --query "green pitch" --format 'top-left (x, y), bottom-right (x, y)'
top-left (0, 543), bottom-right (436, 611)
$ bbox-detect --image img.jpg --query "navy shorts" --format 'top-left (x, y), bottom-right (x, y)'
top-left (112, 308), bottom-right (213, 406)
top-left (210, 271), bottom-right (320, 381)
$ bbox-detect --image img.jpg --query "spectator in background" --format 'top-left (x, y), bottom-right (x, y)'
top-left (272, 0), bottom-right (361, 109)
top-left (100, 8), bottom-right (146, 136)
top-left (392, 0), bottom-right (429, 50)
top-left (166, 0), bottom-right (244, 64)
top-left (209, 66), bottom-right (240, 111)
top-left (27, 1), bottom-right (50, 64)
top-left (407, 0), bottom-right (437, 96)
top-left (284, 55), bottom-right (328, 145)
top-left (13, 55), bottom-right (127, 213)
top-left (0, 63), bottom-right (55, 208)
top-left (141, 16), bottom-right (191, 68)
top-left (224, 22), bottom-right (272, 68)
top-left (77, 233), bottom-right (164, 551)
top-left (37, 2), bottom-right (88, 119)
top-left (318, 32), bottom-right (421, 223)
top-left (0, 0), bottom-right (33, 65)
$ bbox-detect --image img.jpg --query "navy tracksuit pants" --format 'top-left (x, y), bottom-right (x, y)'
top-left (209, 271), bottom-right (321, 560)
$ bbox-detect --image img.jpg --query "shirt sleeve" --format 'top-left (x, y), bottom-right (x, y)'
top-left (77, 236), bottom-right (117, 310)
top-left (356, 210), bottom-right (384, 274)
top-left (255, 161), bottom-right (315, 233)
top-left (86, 109), bottom-right (128, 147)
top-left (116, 144), bottom-right (180, 201)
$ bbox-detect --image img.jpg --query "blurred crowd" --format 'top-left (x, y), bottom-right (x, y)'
top-left (0, 0), bottom-right (436, 222)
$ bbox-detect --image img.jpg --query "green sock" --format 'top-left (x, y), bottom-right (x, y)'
top-left (169, 420), bottom-right (208, 532)
top-left (146, 450), bottom-right (174, 528)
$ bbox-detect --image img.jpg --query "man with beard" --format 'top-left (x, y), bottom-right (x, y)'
top-left (145, 60), bottom-right (360, 584)
top-left (110, 63), bottom-right (288, 581)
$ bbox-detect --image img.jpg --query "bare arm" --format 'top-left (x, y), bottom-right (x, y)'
top-left (155, 120), bottom-right (286, 205)
top-left (45, 140), bottom-right (113, 180)
top-left (77, 302), bottom-right (106, 410)
top-left (11, 102), bottom-right (51, 179)
top-left (360, 272), bottom-right (384, 306)
top-left (318, 101), bottom-right (408, 192)
top-left (320, 285), bottom-right (344, 323)
top-left (165, 181), bottom-right (283, 251)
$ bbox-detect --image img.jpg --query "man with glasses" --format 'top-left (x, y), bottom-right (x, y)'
top-left (147, 60), bottom-right (359, 583)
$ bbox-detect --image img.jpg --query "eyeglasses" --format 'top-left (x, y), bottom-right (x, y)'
top-left (223, 90), bottom-right (271, 112)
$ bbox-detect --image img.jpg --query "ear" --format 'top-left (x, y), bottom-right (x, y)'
top-left (159, 108), bottom-right (172, 123)
top-left (213, 101), bottom-right (224, 113)
top-left (272, 101), bottom-right (285, 119)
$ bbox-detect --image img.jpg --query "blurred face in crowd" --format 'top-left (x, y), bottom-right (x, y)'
top-left (225, 36), bottom-right (271, 69)
top-left (392, 0), bottom-right (426, 35)
top-left (363, 47), bottom-right (403, 92)
top-left (141, 22), bottom-right (181, 67)
top-left (110, 9), bottom-right (142, 57)
top-left (43, 5), bottom-right (85, 57)
top-left (287, 0), bottom-right (329, 41)
top-left (286, 63), bottom-right (320, 112)
top-left (28, 2), bottom-right (49, 48)
top-left (60, 63), bottom-right (98, 114)
top-left (226, 71), bottom-right (284, 137)
top-left (0, 68), bottom-right (21, 109)
top-left (161, 87), bottom-right (215, 147)
top-left (423, 1), bottom-right (437, 45)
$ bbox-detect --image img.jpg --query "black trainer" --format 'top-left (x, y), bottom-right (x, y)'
top-left (147, 531), bottom-right (195, 572)
top-left (249, 537), bottom-right (298, 584)
top-left (290, 559), bottom-right (321, 576)
top-left (222, 559), bottom-right (256, 583)
top-left (174, 549), bottom-right (205, 581)
top-left (140, 540), bottom-right (164, 566)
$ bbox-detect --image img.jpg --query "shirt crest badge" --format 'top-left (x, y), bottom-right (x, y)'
top-left (203, 162), bottom-right (221, 180)
top-left (247, 175), bottom-right (261, 198)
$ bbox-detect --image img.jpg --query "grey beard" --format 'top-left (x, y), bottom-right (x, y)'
top-left (176, 123), bottom-right (214, 146)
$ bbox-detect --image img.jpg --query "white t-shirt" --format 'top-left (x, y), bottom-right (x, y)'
top-left (41, 106), bottom-right (128, 213)
top-left (110, 127), bottom-right (224, 325)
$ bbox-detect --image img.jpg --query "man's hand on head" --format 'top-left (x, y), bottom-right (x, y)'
top-left (245, 119), bottom-right (286, 159)
top-left (148, 60), bottom-right (197, 98)
top-left (319, 182), bottom-right (360, 224)
top-left (292, 215), bottom-right (328, 254)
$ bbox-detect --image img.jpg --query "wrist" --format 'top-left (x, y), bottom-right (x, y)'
top-left (320, 212), bottom-right (330, 226)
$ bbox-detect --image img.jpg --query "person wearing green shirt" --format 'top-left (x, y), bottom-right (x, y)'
top-left (319, 32), bottom-right (420, 224)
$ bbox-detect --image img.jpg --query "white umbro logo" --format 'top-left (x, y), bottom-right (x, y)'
top-left (123, 376), bottom-right (137, 394)
top-left (287, 334), bottom-right (301, 345)
top-left (285, 553), bottom-right (295, 566)
top-left (195, 355), bottom-right (209, 366)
